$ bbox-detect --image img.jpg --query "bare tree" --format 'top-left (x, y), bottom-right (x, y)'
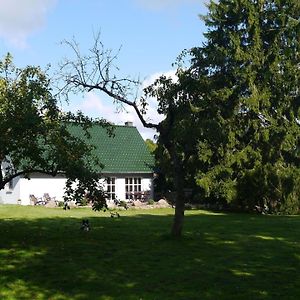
top-left (58, 33), bottom-right (189, 237)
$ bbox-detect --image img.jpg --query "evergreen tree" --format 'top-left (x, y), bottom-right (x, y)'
top-left (59, 0), bottom-right (299, 236)
top-left (191, 0), bottom-right (300, 212)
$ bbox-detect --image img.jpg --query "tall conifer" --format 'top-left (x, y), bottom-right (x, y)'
top-left (194, 0), bottom-right (300, 212)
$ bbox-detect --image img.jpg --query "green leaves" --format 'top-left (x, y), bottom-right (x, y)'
top-left (0, 54), bottom-right (107, 208)
top-left (188, 0), bottom-right (300, 212)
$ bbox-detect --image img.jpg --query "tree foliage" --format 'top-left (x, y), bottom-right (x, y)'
top-left (145, 139), bottom-right (157, 154)
top-left (187, 0), bottom-right (300, 213)
top-left (0, 53), bottom-right (110, 210)
top-left (58, 34), bottom-right (193, 236)
top-left (144, 71), bottom-right (202, 198)
top-left (145, 0), bottom-right (300, 214)
top-left (58, 0), bottom-right (299, 236)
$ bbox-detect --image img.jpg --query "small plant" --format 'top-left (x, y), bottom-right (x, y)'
top-left (79, 198), bottom-right (88, 206)
top-left (148, 199), bottom-right (155, 205)
top-left (57, 201), bottom-right (65, 208)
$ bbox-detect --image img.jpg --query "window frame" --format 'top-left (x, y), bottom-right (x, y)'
top-left (125, 177), bottom-right (142, 200)
top-left (106, 177), bottom-right (116, 201)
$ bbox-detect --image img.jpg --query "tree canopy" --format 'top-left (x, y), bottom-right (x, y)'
top-left (141, 0), bottom-right (300, 214)
top-left (186, 0), bottom-right (300, 212)
top-left (0, 53), bottom-right (110, 210)
top-left (58, 0), bottom-right (300, 235)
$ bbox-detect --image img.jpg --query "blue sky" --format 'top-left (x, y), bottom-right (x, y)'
top-left (0, 0), bottom-right (208, 139)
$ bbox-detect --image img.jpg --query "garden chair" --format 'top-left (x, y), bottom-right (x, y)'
top-left (29, 194), bottom-right (45, 205)
top-left (43, 193), bottom-right (56, 204)
top-left (43, 193), bottom-right (59, 207)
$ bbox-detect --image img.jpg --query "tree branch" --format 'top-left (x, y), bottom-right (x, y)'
top-left (58, 34), bottom-right (160, 131)
top-left (69, 78), bottom-right (159, 130)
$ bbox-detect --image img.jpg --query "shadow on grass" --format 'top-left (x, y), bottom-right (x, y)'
top-left (0, 210), bottom-right (300, 300)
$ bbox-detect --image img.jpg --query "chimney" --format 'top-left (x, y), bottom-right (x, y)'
top-left (125, 121), bottom-right (133, 127)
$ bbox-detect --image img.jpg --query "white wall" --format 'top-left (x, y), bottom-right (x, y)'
top-left (1, 173), bottom-right (153, 205)
top-left (19, 175), bottom-right (67, 205)
top-left (0, 176), bottom-right (21, 204)
top-left (0, 160), bottom-right (21, 204)
top-left (115, 177), bottom-right (125, 200)
top-left (142, 178), bottom-right (153, 199)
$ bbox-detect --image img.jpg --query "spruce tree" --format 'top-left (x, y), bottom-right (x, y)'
top-left (192, 0), bottom-right (300, 212)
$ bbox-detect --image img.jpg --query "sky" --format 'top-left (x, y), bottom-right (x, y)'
top-left (0, 0), bottom-right (208, 139)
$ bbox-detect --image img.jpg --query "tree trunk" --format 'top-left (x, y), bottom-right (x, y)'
top-left (0, 162), bottom-right (4, 190)
top-left (171, 188), bottom-right (185, 237)
top-left (170, 148), bottom-right (185, 237)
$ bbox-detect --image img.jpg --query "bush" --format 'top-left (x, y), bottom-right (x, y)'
top-left (79, 198), bottom-right (88, 206)
top-left (236, 164), bottom-right (300, 214)
top-left (148, 199), bottom-right (155, 205)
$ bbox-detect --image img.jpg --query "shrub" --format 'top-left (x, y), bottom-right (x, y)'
top-left (79, 198), bottom-right (88, 206)
top-left (148, 199), bottom-right (155, 205)
top-left (57, 201), bottom-right (65, 208)
top-left (236, 164), bottom-right (300, 214)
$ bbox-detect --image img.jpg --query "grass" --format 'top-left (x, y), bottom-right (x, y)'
top-left (0, 205), bottom-right (300, 300)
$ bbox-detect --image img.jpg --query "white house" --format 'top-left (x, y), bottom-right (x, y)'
top-left (0, 122), bottom-right (155, 205)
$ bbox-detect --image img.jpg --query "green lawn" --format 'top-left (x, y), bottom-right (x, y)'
top-left (0, 205), bottom-right (299, 300)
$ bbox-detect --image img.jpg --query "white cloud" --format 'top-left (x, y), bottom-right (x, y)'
top-left (73, 69), bottom-right (177, 140)
top-left (0, 0), bottom-right (57, 48)
top-left (142, 69), bottom-right (177, 88)
top-left (75, 91), bottom-right (158, 140)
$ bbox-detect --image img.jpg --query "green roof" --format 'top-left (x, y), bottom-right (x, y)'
top-left (68, 123), bottom-right (154, 174)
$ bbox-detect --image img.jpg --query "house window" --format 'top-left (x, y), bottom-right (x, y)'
top-left (125, 177), bottom-right (141, 200)
top-left (106, 177), bottom-right (116, 200)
